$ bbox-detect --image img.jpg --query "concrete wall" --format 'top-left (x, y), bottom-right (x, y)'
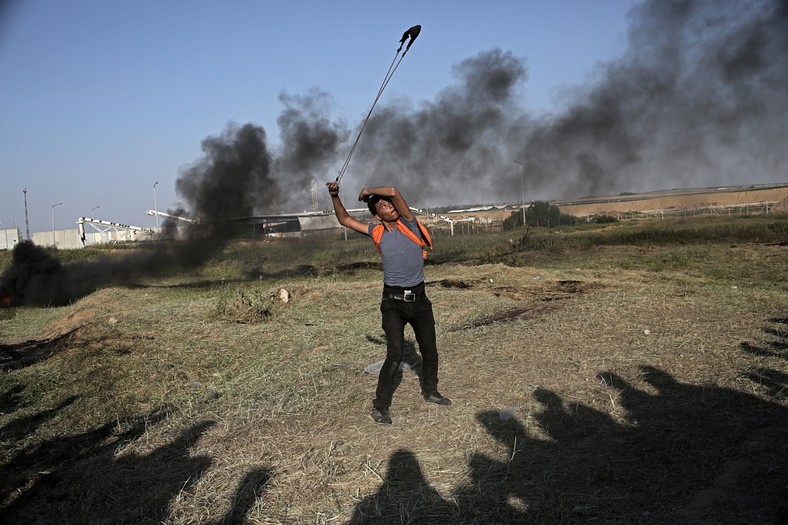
top-left (298, 215), bottom-right (342, 232)
top-left (14, 213), bottom-right (345, 250)
top-left (0, 229), bottom-right (21, 250)
top-left (31, 229), bottom-right (83, 249)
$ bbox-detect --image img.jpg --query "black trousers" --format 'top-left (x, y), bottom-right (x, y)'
top-left (374, 295), bottom-right (439, 410)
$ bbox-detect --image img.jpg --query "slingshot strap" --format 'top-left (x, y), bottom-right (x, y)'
top-left (371, 219), bottom-right (432, 259)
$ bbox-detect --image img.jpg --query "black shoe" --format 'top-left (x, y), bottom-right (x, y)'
top-left (370, 408), bottom-right (392, 424)
top-left (424, 393), bottom-right (452, 406)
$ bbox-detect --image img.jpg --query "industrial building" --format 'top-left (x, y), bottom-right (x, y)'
top-left (0, 211), bottom-right (356, 251)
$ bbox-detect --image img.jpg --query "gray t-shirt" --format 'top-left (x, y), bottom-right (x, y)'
top-left (367, 217), bottom-right (425, 287)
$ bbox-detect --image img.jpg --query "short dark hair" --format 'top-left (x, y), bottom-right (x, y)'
top-left (367, 195), bottom-right (391, 216)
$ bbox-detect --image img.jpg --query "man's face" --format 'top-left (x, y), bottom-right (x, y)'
top-left (374, 199), bottom-right (399, 222)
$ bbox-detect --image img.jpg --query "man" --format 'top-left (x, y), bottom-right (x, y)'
top-left (326, 181), bottom-right (451, 424)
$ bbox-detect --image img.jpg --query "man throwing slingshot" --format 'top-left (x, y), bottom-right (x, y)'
top-left (326, 181), bottom-right (451, 424)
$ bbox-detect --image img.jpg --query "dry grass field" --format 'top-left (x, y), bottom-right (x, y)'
top-left (556, 185), bottom-right (788, 218)
top-left (1, 214), bottom-right (787, 524)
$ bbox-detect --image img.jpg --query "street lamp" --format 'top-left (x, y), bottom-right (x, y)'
top-left (153, 181), bottom-right (159, 229)
top-left (51, 202), bottom-right (62, 247)
top-left (91, 205), bottom-right (100, 220)
top-left (514, 160), bottom-right (526, 226)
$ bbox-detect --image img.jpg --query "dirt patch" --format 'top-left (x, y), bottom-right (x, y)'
top-left (492, 279), bottom-right (601, 301)
top-left (0, 288), bottom-right (132, 368)
top-left (555, 279), bottom-right (586, 293)
top-left (335, 261), bottom-right (382, 272)
top-left (433, 279), bottom-right (473, 289)
top-left (454, 279), bottom-right (597, 331)
top-left (43, 308), bottom-right (96, 339)
top-left (450, 304), bottom-right (558, 331)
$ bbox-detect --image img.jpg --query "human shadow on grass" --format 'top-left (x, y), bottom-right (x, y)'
top-left (739, 316), bottom-right (787, 360)
top-left (599, 366), bottom-right (787, 523)
top-left (454, 389), bottom-right (625, 524)
top-left (1, 400), bottom-right (275, 524)
top-left (0, 394), bottom-right (78, 444)
top-left (0, 327), bottom-right (81, 371)
top-left (1, 405), bottom-right (207, 523)
top-left (738, 317), bottom-right (787, 403)
top-left (347, 365), bottom-right (788, 524)
top-left (213, 466), bottom-right (274, 525)
top-left (0, 383), bottom-right (27, 417)
top-left (742, 367), bottom-right (788, 399)
top-left (347, 449), bottom-right (455, 525)
top-left (465, 367), bottom-right (787, 523)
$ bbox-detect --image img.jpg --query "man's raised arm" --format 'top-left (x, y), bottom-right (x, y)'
top-left (326, 182), bottom-right (369, 235)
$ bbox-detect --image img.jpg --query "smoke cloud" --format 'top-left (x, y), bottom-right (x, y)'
top-left (0, 125), bottom-right (270, 306)
top-left (518, 0), bottom-right (788, 199)
top-left (2, 0), bottom-right (786, 306)
top-left (0, 97), bottom-right (348, 306)
top-left (350, 49), bottom-right (527, 206)
top-left (348, 0), bottom-right (787, 205)
top-left (274, 89), bottom-right (350, 212)
top-left (176, 123), bottom-right (276, 222)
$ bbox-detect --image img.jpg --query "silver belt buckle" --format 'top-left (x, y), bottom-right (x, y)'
top-left (403, 290), bottom-right (416, 302)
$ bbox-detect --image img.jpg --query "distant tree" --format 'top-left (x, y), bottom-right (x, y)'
top-left (503, 201), bottom-right (578, 230)
top-left (559, 213), bottom-right (579, 225)
top-left (502, 212), bottom-right (523, 230)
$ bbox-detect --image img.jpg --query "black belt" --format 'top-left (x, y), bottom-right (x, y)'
top-left (383, 291), bottom-right (425, 302)
top-left (382, 284), bottom-right (426, 302)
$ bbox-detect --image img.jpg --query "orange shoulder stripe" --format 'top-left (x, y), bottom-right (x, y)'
top-left (371, 220), bottom-right (432, 259)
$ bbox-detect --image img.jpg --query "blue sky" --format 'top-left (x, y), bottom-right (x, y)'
top-left (0, 1), bottom-right (640, 233)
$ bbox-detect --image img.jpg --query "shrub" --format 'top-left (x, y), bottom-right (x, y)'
top-left (503, 202), bottom-right (578, 230)
top-left (216, 287), bottom-right (274, 323)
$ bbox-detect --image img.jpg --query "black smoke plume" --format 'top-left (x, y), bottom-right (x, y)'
top-left (350, 48), bottom-right (527, 205)
top-left (349, 0), bottom-right (788, 205)
top-left (273, 89), bottom-right (349, 211)
top-left (0, 92), bottom-right (348, 306)
top-left (176, 123), bottom-right (276, 223)
top-left (0, 117), bottom-right (326, 306)
top-left (0, 89), bottom-right (350, 307)
top-left (520, 0), bottom-right (788, 199)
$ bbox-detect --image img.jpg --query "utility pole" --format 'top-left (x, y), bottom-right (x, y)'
top-left (153, 181), bottom-right (159, 229)
top-left (310, 179), bottom-right (318, 212)
top-left (51, 202), bottom-right (62, 248)
top-left (514, 160), bottom-right (526, 226)
top-left (23, 188), bottom-right (30, 240)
